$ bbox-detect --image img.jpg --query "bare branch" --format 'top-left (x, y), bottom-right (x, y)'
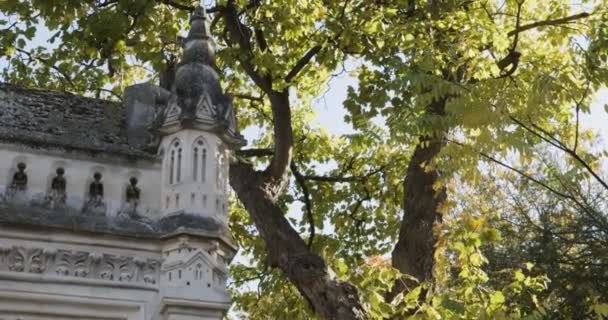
top-left (157, 0), bottom-right (195, 11)
top-left (233, 93), bottom-right (264, 102)
top-left (95, 0), bottom-right (118, 8)
top-left (291, 162), bottom-right (315, 248)
top-left (236, 148), bottom-right (274, 158)
top-left (303, 166), bottom-right (384, 183)
top-left (573, 84), bottom-right (589, 153)
top-left (507, 12), bottom-right (590, 36)
top-left (509, 115), bottom-right (608, 192)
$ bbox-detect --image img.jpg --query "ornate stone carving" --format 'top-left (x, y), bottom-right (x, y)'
top-left (2, 163), bottom-right (29, 204)
top-left (82, 172), bottom-right (106, 216)
top-left (54, 250), bottom-right (92, 277)
top-left (126, 177), bottom-right (141, 206)
top-left (119, 177), bottom-right (145, 220)
top-left (2, 247), bottom-right (54, 273)
top-left (10, 163), bottom-right (28, 192)
top-left (142, 259), bottom-right (160, 285)
top-left (48, 167), bottom-right (67, 206)
top-left (0, 245), bottom-right (160, 285)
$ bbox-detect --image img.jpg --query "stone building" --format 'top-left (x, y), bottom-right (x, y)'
top-left (0, 7), bottom-right (244, 320)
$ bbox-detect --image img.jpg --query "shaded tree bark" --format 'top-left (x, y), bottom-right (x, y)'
top-left (221, 1), bottom-right (370, 317)
top-left (230, 162), bottom-right (370, 320)
top-left (391, 99), bottom-right (447, 294)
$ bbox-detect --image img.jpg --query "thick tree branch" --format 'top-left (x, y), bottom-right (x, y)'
top-left (222, 0), bottom-right (271, 92)
top-left (229, 162), bottom-right (370, 319)
top-left (222, 0), bottom-right (292, 182)
top-left (507, 12), bottom-right (590, 36)
top-left (285, 45), bottom-right (322, 83)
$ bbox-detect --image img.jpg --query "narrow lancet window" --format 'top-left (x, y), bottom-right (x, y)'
top-left (193, 148), bottom-right (199, 181)
top-left (169, 150), bottom-right (175, 184)
top-left (201, 148), bottom-right (207, 182)
top-left (194, 139), bottom-right (207, 182)
top-left (169, 140), bottom-right (181, 185)
top-left (177, 148), bottom-right (182, 183)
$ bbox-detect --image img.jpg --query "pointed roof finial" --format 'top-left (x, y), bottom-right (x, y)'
top-left (188, 6), bottom-right (211, 39)
top-left (180, 5), bottom-right (214, 66)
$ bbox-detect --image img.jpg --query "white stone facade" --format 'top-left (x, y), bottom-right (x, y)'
top-left (0, 144), bottom-right (162, 218)
top-left (159, 130), bottom-right (229, 218)
top-left (0, 226), bottom-right (234, 320)
top-left (0, 134), bottom-right (237, 319)
top-left (0, 6), bottom-right (245, 319)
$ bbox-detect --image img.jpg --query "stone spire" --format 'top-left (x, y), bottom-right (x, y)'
top-left (158, 6), bottom-right (246, 148)
top-left (181, 6), bottom-right (215, 66)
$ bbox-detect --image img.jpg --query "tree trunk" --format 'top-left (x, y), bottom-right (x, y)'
top-left (391, 99), bottom-right (447, 294)
top-left (230, 161), bottom-right (370, 320)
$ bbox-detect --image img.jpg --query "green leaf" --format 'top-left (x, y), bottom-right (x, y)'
top-left (595, 304), bottom-right (608, 317)
top-left (490, 292), bottom-right (505, 306)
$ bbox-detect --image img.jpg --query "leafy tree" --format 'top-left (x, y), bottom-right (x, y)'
top-left (1, 0), bottom-right (607, 319)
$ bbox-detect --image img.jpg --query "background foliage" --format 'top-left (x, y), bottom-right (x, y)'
top-left (1, 0), bottom-right (608, 319)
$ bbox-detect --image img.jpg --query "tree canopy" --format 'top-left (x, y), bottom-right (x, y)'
top-left (2, 0), bottom-right (608, 319)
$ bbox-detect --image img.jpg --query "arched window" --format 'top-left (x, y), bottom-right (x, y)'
top-left (169, 140), bottom-right (182, 184)
top-left (193, 138), bottom-right (207, 182)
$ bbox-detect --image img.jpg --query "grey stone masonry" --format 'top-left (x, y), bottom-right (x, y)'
top-left (0, 82), bottom-right (154, 158)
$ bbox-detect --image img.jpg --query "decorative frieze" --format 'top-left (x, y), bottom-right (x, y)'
top-left (0, 245), bottom-right (160, 286)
